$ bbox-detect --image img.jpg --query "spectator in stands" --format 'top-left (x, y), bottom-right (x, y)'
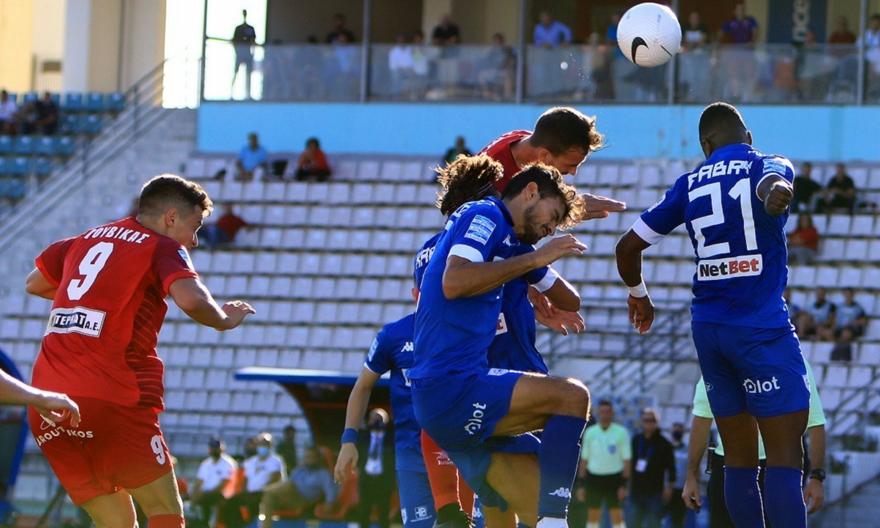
top-left (32, 92), bottom-right (59, 135)
top-left (480, 33), bottom-right (516, 100)
top-left (431, 14), bottom-right (461, 46)
top-left (816, 162), bottom-right (856, 213)
top-left (277, 425), bottom-right (298, 471)
top-left (222, 432), bottom-right (287, 528)
top-left (236, 132), bottom-right (269, 181)
top-left (787, 213), bottom-right (820, 264)
top-left (443, 136), bottom-right (472, 165)
top-left (831, 327), bottom-right (854, 362)
top-left (534, 11), bottom-right (572, 48)
top-left (294, 137), bottom-right (332, 181)
top-left (356, 409), bottom-right (394, 528)
top-left (259, 446), bottom-right (338, 528)
top-left (721, 3), bottom-right (758, 43)
top-left (0, 90), bottom-right (17, 134)
top-left (792, 162), bottom-right (821, 212)
top-left (200, 204), bottom-right (248, 248)
top-left (681, 12), bottom-right (710, 49)
top-left (862, 14), bottom-right (880, 87)
top-left (668, 422), bottom-right (688, 528)
top-left (192, 438), bottom-right (237, 526)
top-left (837, 288), bottom-right (868, 338)
top-left (581, 400), bottom-right (631, 528)
top-left (326, 13), bottom-right (355, 44)
top-left (797, 287), bottom-right (837, 341)
top-left (630, 408), bottom-right (676, 528)
top-left (829, 16), bottom-right (857, 44)
top-left (232, 9), bottom-right (257, 100)
top-left (389, 33), bottom-right (415, 97)
top-left (606, 13), bottom-right (621, 45)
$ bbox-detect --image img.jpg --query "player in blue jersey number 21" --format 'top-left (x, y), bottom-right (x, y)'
top-left (616, 103), bottom-right (808, 528)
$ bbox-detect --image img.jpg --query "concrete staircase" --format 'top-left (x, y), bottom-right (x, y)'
top-left (816, 476), bottom-right (880, 527)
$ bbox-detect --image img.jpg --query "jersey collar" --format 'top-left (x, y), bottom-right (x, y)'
top-left (488, 196), bottom-right (515, 227)
top-left (707, 143), bottom-right (751, 163)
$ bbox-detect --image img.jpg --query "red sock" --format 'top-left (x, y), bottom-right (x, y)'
top-left (149, 514), bottom-right (184, 528)
top-left (421, 430), bottom-right (462, 509)
top-left (458, 478), bottom-right (475, 517)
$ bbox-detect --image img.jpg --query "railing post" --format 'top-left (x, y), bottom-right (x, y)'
top-left (133, 84), bottom-right (140, 137)
top-left (858, 0), bottom-right (867, 104)
top-left (360, 0), bottom-right (372, 103)
top-left (515, 0), bottom-right (526, 104)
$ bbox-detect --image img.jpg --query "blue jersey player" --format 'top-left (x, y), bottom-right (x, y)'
top-left (615, 103), bottom-right (807, 528)
top-left (412, 164), bottom-right (590, 528)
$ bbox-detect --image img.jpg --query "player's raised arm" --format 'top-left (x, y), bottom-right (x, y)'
top-left (615, 231), bottom-right (654, 334)
top-left (25, 268), bottom-right (57, 300)
top-left (757, 174), bottom-right (794, 216)
top-left (169, 278), bottom-right (254, 331)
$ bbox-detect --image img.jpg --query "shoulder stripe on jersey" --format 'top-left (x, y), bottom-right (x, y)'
top-left (631, 218), bottom-right (665, 246)
top-left (363, 362), bottom-right (384, 375)
top-left (533, 267), bottom-right (559, 293)
top-left (450, 244), bottom-right (484, 263)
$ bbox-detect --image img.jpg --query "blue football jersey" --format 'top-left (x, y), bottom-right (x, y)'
top-left (364, 312), bottom-right (425, 472)
top-left (411, 197), bottom-right (522, 380)
top-left (633, 143), bottom-right (794, 328)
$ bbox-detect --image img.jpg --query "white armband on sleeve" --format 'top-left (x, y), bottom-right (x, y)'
top-left (631, 218), bottom-right (664, 246)
top-left (449, 244), bottom-right (484, 263)
top-left (532, 267), bottom-right (560, 293)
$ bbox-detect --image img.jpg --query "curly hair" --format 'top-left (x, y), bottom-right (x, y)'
top-left (435, 154), bottom-right (504, 216)
top-left (500, 163), bottom-right (585, 230)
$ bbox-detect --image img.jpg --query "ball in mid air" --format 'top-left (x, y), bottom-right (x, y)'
top-left (617, 2), bottom-right (682, 67)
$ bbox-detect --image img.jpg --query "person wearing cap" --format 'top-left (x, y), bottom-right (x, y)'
top-left (222, 432), bottom-right (287, 527)
top-left (192, 438), bottom-right (238, 525)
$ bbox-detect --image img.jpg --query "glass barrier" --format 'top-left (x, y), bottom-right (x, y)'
top-left (676, 44), bottom-right (859, 104)
top-left (370, 44), bottom-right (518, 102)
top-left (865, 46), bottom-right (880, 103)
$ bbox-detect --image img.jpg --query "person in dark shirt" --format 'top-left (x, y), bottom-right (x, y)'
top-left (831, 327), bottom-right (854, 362)
top-left (431, 14), bottom-right (461, 46)
top-left (837, 288), bottom-right (868, 338)
top-left (232, 9), bottom-right (257, 99)
top-left (721, 3), bottom-right (757, 44)
top-left (629, 408), bottom-right (676, 528)
top-left (27, 92), bottom-right (59, 135)
top-left (356, 409), bottom-right (395, 528)
top-left (792, 162), bottom-right (821, 212)
top-left (817, 163), bottom-right (856, 213)
top-left (829, 16), bottom-right (857, 44)
top-left (681, 12), bottom-right (709, 49)
top-left (326, 13), bottom-right (356, 44)
top-left (442, 136), bottom-right (472, 165)
top-left (295, 137), bottom-right (332, 182)
top-left (276, 425), bottom-right (298, 471)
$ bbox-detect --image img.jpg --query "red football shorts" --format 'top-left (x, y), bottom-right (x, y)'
top-left (28, 396), bottom-right (172, 506)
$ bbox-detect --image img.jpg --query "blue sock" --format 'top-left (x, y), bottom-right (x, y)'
top-left (764, 467), bottom-right (807, 528)
top-left (724, 466), bottom-right (765, 528)
top-left (537, 415), bottom-right (586, 518)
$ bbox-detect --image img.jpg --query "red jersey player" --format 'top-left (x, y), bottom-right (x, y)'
top-left (24, 174), bottom-right (254, 528)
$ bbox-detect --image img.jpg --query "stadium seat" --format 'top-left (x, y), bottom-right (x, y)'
top-left (62, 92), bottom-right (84, 111)
top-left (107, 92), bottom-right (125, 112)
top-left (0, 135), bottom-right (12, 154)
top-left (10, 157), bottom-right (29, 175)
top-left (34, 136), bottom-right (56, 156)
top-left (85, 92), bottom-right (105, 112)
top-left (13, 135), bottom-right (34, 155)
top-left (57, 136), bottom-right (76, 156)
top-left (32, 157), bottom-right (52, 176)
top-left (83, 114), bottom-right (103, 134)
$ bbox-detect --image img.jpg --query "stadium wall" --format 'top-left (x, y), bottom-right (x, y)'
top-left (197, 103), bottom-right (880, 162)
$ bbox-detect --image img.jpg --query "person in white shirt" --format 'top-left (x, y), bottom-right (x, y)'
top-left (0, 90), bottom-right (18, 134)
top-left (192, 438), bottom-right (237, 524)
top-left (222, 432), bottom-right (286, 527)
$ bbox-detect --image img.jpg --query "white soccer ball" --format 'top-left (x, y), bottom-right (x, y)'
top-left (617, 3), bottom-right (682, 67)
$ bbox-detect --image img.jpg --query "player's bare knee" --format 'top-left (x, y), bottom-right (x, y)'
top-left (554, 378), bottom-right (590, 417)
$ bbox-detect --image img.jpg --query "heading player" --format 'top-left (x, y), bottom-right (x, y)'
top-left (25, 174), bottom-right (254, 528)
top-left (615, 102), bottom-right (808, 528)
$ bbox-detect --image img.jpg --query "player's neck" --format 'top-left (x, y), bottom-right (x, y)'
top-left (510, 135), bottom-right (536, 168)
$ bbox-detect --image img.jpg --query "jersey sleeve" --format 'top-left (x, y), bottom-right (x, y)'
top-left (757, 156), bottom-right (796, 198)
top-left (516, 244), bottom-right (559, 293)
top-left (691, 378), bottom-right (714, 419)
top-left (35, 237), bottom-right (76, 287)
top-left (154, 239), bottom-right (199, 295)
top-left (805, 361), bottom-right (826, 427)
top-left (448, 203), bottom-right (508, 263)
top-left (364, 328), bottom-right (392, 375)
top-left (632, 177), bottom-right (688, 245)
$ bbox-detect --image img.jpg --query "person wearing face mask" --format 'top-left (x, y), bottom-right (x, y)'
top-left (222, 433), bottom-right (286, 527)
top-left (356, 409), bottom-right (395, 528)
top-left (192, 438), bottom-right (238, 526)
top-left (667, 423), bottom-right (688, 528)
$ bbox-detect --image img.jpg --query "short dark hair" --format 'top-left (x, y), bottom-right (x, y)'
top-left (531, 107), bottom-right (604, 156)
top-left (501, 164), bottom-right (584, 230)
top-left (598, 399), bottom-right (613, 407)
top-left (306, 137), bottom-right (320, 148)
top-left (699, 102), bottom-right (747, 140)
top-left (435, 155), bottom-right (503, 216)
top-left (138, 174), bottom-right (213, 216)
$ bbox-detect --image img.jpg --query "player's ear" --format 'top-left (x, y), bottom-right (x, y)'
top-left (526, 181), bottom-right (540, 202)
top-left (699, 138), bottom-right (712, 159)
top-left (746, 130), bottom-right (753, 145)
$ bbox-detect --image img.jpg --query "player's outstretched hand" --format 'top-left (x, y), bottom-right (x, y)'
top-left (627, 294), bottom-right (654, 334)
top-left (527, 288), bottom-right (554, 320)
top-left (334, 443), bottom-right (359, 484)
top-left (579, 193), bottom-right (627, 221)
top-left (682, 475), bottom-right (701, 511)
top-left (221, 300), bottom-right (256, 330)
top-left (33, 390), bottom-right (81, 428)
top-left (804, 478), bottom-right (824, 513)
top-left (535, 305), bottom-right (585, 336)
top-left (764, 181), bottom-right (793, 216)
top-left (534, 234), bottom-right (587, 267)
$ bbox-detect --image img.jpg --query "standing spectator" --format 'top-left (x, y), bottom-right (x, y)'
top-left (787, 213), bottom-right (820, 264)
top-left (837, 288), bottom-right (868, 337)
top-left (831, 327), bottom-right (854, 361)
top-left (581, 400), bottom-right (631, 528)
top-left (792, 162), bottom-right (822, 212)
top-left (606, 13), bottom-right (621, 45)
top-left (829, 16), bottom-right (857, 44)
top-left (276, 425), bottom-right (298, 471)
top-left (629, 408), bottom-right (676, 528)
top-left (192, 439), bottom-right (237, 527)
top-left (389, 33), bottom-right (415, 98)
top-left (222, 433), bottom-right (286, 528)
top-left (668, 423), bottom-right (688, 528)
top-left (533, 11), bottom-right (573, 48)
top-left (681, 12), bottom-right (709, 49)
top-left (797, 287), bottom-right (837, 341)
top-left (863, 14), bottom-right (880, 85)
top-left (431, 14), bottom-right (461, 46)
top-left (201, 204), bottom-right (248, 248)
top-left (357, 409), bottom-right (395, 528)
top-left (232, 10), bottom-right (257, 99)
top-left (721, 3), bottom-right (758, 44)
top-left (0, 90), bottom-right (17, 134)
top-left (816, 163), bottom-right (856, 213)
top-left (443, 136), bottom-right (472, 165)
top-left (326, 13), bottom-right (355, 44)
top-left (236, 132), bottom-right (269, 181)
top-left (294, 137), bottom-right (332, 181)
top-left (259, 446), bottom-right (338, 528)
top-left (480, 33), bottom-right (516, 100)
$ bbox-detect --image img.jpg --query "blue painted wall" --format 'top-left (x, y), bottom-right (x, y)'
top-left (198, 103), bottom-right (880, 162)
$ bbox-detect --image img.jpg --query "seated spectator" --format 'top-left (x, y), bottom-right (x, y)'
top-left (682, 12), bottom-right (710, 49)
top-left (276, 425), bottom-right (298, 471)
top-left (259, 446), bottom-right (338, 528)
top-left (200, 204), bottom-right (248, 248)
top-left (192, 438), bottom-right (237, 526)
top-left (829, 16), bottom-right (857, 44)
top-left (443, 136), bottom-right (472, 165)
top-left (787, 213), bottom-right (819, 264)
top-left (792, 162), bottom-right (821, 212)
top-left (236, 132), bottom-right (269, 181)
top-left (431, 14), bottom-right (461, 46)
top-left (294, 137), bottom-right (331, 181)
top-left (816, 163), bottom-right (856, 213)
top-left (831, 327), bottom-right (854, 362)
top-left (534, 11), bottom-right (572, 48)
top-left (721, 3), bottom-right (758, 44)
top-left (326, 13), bottom-right (355, 44)
top-left (796, 287), bottom-right (837, 341)
top-left (31, 92), bottom-right (59, 135)
top-left (837, 288), bottom-right (868, 338)
top-left (0, 90), bottom-right (18, 134)
top-left (222, 432), bottom-right (287, 528)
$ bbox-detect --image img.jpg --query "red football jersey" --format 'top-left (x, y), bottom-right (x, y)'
top-left (480, 130), bottom-right (531, 192)
top-left (32, 217), bottom-right (198, 410)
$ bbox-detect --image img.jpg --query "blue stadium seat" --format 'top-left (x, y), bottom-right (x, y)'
top-left (0, 158), bottom-right (9, 175)
top-left (5, 179), bottom-right (26, 200)
top-left (32, 157), bottom-right (52, 175)
top-left (63, 93), bottom-right (84, 111)
top-left (13, 136), bottom-right (34, 155)
top-left (35, 136), bottom-right (56, 156)
top-left (50, 93), bottom-right (61, 106)
top-left (61, 114), bottom-right (86, 134)
top-left (9, 157), bottom-right (29, 175)
top-left (107, 92), bottom-right (125, 112)
top-left (56, 136), bottom-right (76, 156)
top-left (22, 92), bottom-right (38, 104)
top-left (85, 92), bottom-right (104, 112)
top-left (5, 93), bottom-right (17, 105)
top-left (0, 136), bottom-right (11, 155)
top-left (84, 115), bottom-right (102, 135)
